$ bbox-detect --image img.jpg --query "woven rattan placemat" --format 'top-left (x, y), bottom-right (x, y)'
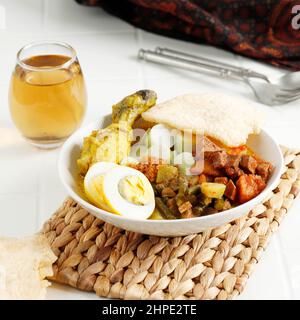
top-left (43, 146), bottom-right (300, 300)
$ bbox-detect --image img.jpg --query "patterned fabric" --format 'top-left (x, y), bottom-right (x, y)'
top-left (76, 0), bottom-right (300, 70)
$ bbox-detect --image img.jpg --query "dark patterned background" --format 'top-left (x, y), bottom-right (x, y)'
top-left (76, 0), bottom-right (300, 70)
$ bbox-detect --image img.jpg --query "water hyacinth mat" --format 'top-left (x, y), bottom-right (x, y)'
top-left (43, 146), bottom-right (300, 300)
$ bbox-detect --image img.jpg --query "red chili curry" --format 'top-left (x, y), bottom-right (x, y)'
top-left (130, 136), bottom-right (273, 219)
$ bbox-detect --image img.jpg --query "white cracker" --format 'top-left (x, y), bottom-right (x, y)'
top-left (0, 235), bottom-right (56, 300)
top-left (142, 93), bottom-right (264, 147)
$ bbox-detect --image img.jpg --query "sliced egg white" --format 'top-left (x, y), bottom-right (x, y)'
top-left (173, 152), bottom-right (195, 176)
top-left (84, 162), bottom-right (117, 210)
top-left (139, 129), bottom-right (151, 148)
top-left (84, 162), bottom-right (155, 220)
top-left (102, 166), bottom-right (155, 219)
top-left (148, 144), bottom-right (171, 163)
top-left (120, 156), bottom-right (139, 166)
top-left (173, 152), bottom-right (195, 167)
top-left (174, 131), bottom-right (194, 154)
top-left (149, 124), bottom-right (174, 149)
top-left (129, 143), bottom-right (148, 161)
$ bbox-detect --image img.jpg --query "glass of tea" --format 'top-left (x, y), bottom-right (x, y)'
top-left (9, 41), bottom-right (87, 148)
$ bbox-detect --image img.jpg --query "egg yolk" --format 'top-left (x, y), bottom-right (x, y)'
top-left (118, 175), bottom-right (151, 205)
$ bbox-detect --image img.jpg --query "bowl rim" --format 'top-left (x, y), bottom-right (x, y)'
top-left (58, 119), bottom-right (284, 225)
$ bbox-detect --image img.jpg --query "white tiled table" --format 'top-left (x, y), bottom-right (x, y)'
top-left (0, 0), bottom-right (299, 300)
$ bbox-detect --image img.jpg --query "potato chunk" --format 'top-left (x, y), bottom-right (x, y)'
top-left (156, 165), bottom-right (178, 184)
top-left (200, 182), bottom-right (226, 199)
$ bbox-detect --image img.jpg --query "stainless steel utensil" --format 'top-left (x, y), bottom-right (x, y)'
top-left (138, 47), bottom-right (300, 105)
top-left (155, 47), bottom-right (269, 82)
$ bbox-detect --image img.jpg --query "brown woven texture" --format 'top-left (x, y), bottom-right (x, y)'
top-left (43, 146), bottom-right (300, 300)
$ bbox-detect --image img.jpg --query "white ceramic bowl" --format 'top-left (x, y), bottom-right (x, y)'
top-left (58, 116), bottom-right (283, 237)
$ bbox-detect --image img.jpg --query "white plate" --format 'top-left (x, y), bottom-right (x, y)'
top-left (58, 116), bottom-right (284, 237)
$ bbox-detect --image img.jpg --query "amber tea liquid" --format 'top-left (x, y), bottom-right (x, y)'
top-left (9, 54), bottom-right (87, 148)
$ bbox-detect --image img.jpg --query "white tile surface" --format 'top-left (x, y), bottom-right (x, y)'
top-left (238, 238), bottom-right (293, 300)
top-left (85, 78), bottom-right (142, 124)
top-left (280, 248), bottom-right (300, 299)
top-left (0, 0), bottom-right (44, 33)
top-left (0, 194), bottom-right (37, 237)
top-left (0, 33), bottom-right (46, 85)
top-left (0, 0), bottom-right (300, 300)
top-left (54, 32), bottom-right (140, 81)
top-left (37, 150), bottom-right (67, 227)
top-left (0, 132), bottom-right (40, 194)
top-left (0, 83), bottom-right (10, 124)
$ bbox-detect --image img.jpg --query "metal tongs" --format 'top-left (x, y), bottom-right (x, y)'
top-left (138, 47), bottom-right (300, 105)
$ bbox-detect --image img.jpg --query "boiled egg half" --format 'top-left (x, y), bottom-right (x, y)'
top-left (84, 162), bottom-right (155, 220)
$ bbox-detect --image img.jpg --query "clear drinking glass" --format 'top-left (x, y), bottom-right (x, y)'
top-left (9, 41), bottom-right (87, 149)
